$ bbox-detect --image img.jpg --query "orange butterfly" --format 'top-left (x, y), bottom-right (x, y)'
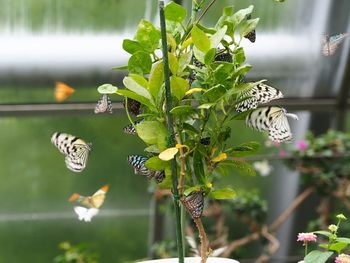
top-left (55, 81), bottom-right (75, 102)
top-left (68, 185), bottom-right (109, 209)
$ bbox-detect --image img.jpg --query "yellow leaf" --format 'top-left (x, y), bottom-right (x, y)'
top-left (181, 37), bottom-right (193, 50)
top-left (185, 88), bottom-right (205, 95)
top-left (159, 147), bottom-right (179, 161)
top-left (211, 153), bottom-right (227, 163)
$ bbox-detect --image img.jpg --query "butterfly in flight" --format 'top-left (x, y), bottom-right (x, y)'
top-left (94, 94), bottom-right (113, 114)
top-left (322, 33), bottom-right (348, 56)
top-left (55, 82), bottom-right (75, 102)
top-left (236, 84), bottom-right (283, 113)
top-left (246, 106), bottom-right (298, 142)
top-left (127, 155), bottom-right (165, 183)
top-left (69, 185), bottom-right (109, 222)
top-left (51, 132), bottom-right (92, 172)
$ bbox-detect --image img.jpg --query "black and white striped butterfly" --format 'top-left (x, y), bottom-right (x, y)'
top-left (181, 191), bottom-right (204, 219)
top-left (127, 155), bottom-right (165, 183)
top-left (322, 33), bottom-right (348, 56)
top-left (246, 106), bottom-right (298, 142)
top-left (94, 94), bottom-right (113, 114)
top-left (51, 132), bottom-right (92, 172)
top-left (122, 119), bottom-right (144, 135)
top-left (236, 84), bottom-right (284, 113)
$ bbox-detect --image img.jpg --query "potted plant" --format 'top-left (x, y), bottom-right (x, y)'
top-left (96, 1), bottom-right (297, 262)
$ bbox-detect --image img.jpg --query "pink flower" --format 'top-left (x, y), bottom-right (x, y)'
top-left (336, 254), bottom-right (350, 263)
top-left (279, 150), bottom-right (287, 158)
top-left (297, 140), bottom-right (308, 151)
top-left (297, 232), bottom-right (317, 242)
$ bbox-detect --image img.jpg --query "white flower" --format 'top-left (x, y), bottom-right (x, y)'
top-left (253, 159), bottom-right (273, 176)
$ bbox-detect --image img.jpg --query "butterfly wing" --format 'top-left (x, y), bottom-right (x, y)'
top-left (236, 84), bottom-right (283, 112)
top-left (74, 206), bottom-right (99, 222)
top-left (245, 107), bottom-right (272, 131)
top-left (127, 155), bottom-right (153, 178)
top-left (122, 119), bottom-right (144, 135)
top-left (90, 185), bottom-right (109, 208)
top-left (268, 108), bottom-right (293, 142)
top-left (322, 33), bottom-right (348, 56)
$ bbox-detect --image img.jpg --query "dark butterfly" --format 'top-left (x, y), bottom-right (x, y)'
top-left (94, 94), bottom-right (113, 114)
top-left (244, 30), bottom-right (256, 43)
top-left (127, 155), bottom-right (165, 183)
top-left (214, 50), bottom-right (233, 62)
top-left (123, 98), bottom-right (141, 116)
top-left (181, 191), bottom-right (204, 219)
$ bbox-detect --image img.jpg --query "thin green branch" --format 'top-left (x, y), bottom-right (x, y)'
top-left (159, 2), bottom-right (184, 262)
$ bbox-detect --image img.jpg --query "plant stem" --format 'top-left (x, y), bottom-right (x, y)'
top-left (159, 2), bottom-right (184, 262)
top-left (194, 218), bottom-right (209, 263)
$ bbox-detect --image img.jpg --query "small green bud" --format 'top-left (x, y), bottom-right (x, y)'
top-left (336, 214), bottom-right (347, 220)
top-left (328, 224), bottom-right (338, 233)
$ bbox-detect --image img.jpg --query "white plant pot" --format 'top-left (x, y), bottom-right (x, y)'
top-left (140, 257), bottom-right (239, 263)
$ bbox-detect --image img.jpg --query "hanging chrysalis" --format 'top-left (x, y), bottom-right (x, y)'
top-left (181, 191), bottom-right (204, 219)
top-left (94, 94), bottom-right (113, 114)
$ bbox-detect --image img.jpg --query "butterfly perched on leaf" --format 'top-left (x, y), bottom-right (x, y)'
top-left (55, 82), bottom-right (75, 102)
top-left (127, 155), bottom-right (165, 183)
top-left (236, 84), bottom-right (284, 112)
top-left (51, 132), bottom-right (92, 172)
top-left (122, 119), bottom-right (144, 135)
top-left (69, 185), bottom-right (109, 222)
top-left (246, 106), bottom-right (298, 142)
top-left (94, 94), bottom-right (113, 114)
top-left (322, 33), bottom-right (348, 56)
top-left (181, 191), bottom-right (204, 219)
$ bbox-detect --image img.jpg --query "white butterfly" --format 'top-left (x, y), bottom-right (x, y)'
top-left (74, 206), bottom-right (99, 222)
top-left (246, 106), bottom-right (298, 142)
top-left (94, 94), bottom-right (113, 114)
top-left (236, 84), bottom-right (283, 112)
top-left (186, 235), bottom-right (227, 257)
top-left (51, 132), bottom-right (92, 172)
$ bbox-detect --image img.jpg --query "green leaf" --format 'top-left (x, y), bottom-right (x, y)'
top-left (204, 48), bottom-right (216, 65)
top-left (123, 75), bottom-right (152, 100)
top-left (182, 123), bottom-right (199, 134)
top-left (233, 64), bottom-right (252, 78)
top-left (170, 76), bottom-right (189, 100)
top-left (209, 187), bottom-right (236, 200)
top-left (232, 5), bottom-right (254, 26)
top-left (215, 6), bottom-right (234, 36)
top-left (193, 46), bottom-right (205, 64)
top-left (191, 25), bottom-right (210, 53)
top-left (218, 160), bottom-right (256, 176)
top-left (336, 237), bottom-right (350, 244)
top-left (203, 85), bottom-right (226, 101)
top-left (230, 110), bottom-right (253, 121)
top-left (178, 50), bottom-right (193, 73)
top-left (149, 61), bottom-right (164, 101)
top-left (226, 141), bottom-right (260, 157)
top-left (168, 53), bottom-right (179, 75)
top-left (136, 121), bottom-right (167, 148)
top-left (128, 51), bottom-right (152, 75)
top-left (198, 103), bottom-right (216, 109)
top-left (304, 251), bottom-right (333, 263)
top-left (145, 156), bottom-right (167, 170)
top-left (184, 185), bottom-right (202, 196)
top-left (144, 145), bottom-right (160, 154)
top-left (117, 89), bottom-right (155, 111)
top-left (193, 148), bottom-right (205, 184)
top-left (164, 1), bottom-right (187, 23)
top-left (122, 39), bottom-right (145, 54)
top-left (97, 84), bottom-right (118, 94)
top-left (135, 19), bottom-right (161, 53)
top-left (170, 105), bottom-right (196, 116)
top-left (234, 47), bottom-right (246, 65)
top-left (313, 231), bottom-right (331, 238)
top-left (329, 242), bottom-right (348, 253)
top-left (240, 18), bottom-right (259, 38)
top-left (210, 25), bottom-right (227, 49)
